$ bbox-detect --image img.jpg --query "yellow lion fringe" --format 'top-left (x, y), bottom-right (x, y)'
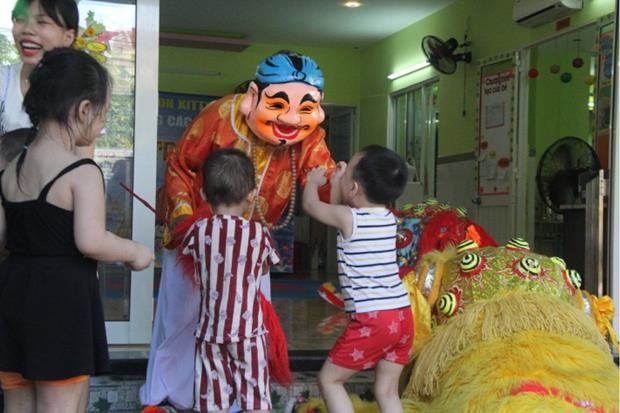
top-left (401, 329), bottom-right (619, 412)
top-left (405, 291), bottom-right (611, 398)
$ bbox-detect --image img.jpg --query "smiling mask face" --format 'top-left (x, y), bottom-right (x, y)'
top-left (239, 51), bottom-right (326, 146)
top-left (240, 81), bottom-right (325, 146)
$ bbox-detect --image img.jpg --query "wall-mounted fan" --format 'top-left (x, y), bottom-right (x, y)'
top-left (536, 136), bottom-right (600, 213)
top-left (421, 35), bottom-right (472, 75)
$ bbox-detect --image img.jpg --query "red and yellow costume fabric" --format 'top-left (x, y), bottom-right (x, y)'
top-left (393, 199), bottom-right (497, 278)
top-left (164, 94), bottom-right (334, 247)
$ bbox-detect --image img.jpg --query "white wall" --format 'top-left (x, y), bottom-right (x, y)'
top-left (436, 154), bottom-right (477, 213)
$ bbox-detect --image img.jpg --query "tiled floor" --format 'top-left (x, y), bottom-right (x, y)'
top-left (273, 298), bottom-right (347, 351)
top-left (88, 370), bottom-right (375, 413)
top-left (88, 294), bottom-right (366, 412)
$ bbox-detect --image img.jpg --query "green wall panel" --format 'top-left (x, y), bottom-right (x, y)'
top-left (159, 44), bottom-right (361, 106)
top-left (359, 0), bottom-right (614, 156)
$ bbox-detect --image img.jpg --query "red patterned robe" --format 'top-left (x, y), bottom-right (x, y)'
top-left (164, 93), bottom-right (335, 247)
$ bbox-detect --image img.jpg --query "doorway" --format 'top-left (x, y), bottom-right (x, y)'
top-left (292, 104), bottom-right (356, 280)
top-left (520, 20), bottom-right (614, 294)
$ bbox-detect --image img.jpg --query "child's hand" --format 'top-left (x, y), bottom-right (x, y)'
top-left (307, 167), bottom-right (327, 187)
top-left (329, 161), bottom-right (347, 205)
top-left (127, 243), bottom-right (155, 271)
top-left (331, 161), bottom-right (347, 184)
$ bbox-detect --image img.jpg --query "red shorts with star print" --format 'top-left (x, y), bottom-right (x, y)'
top-left (328, 307), bottom-right (413, 371)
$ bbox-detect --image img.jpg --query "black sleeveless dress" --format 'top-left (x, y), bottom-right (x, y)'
top-left (0, 159), bottom-right (110, 380)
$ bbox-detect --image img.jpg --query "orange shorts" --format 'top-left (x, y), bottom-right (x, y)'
top-left (0, 371), bottom-right (88, 390)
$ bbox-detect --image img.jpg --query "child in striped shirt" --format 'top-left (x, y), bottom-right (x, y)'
top-left (180, 148), bottom-right (279, 413)
top-left (303, 145), bottom-right (413, 413)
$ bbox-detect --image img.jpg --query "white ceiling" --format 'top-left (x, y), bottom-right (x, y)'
top-left (159, 0), bottom-right (457, 49)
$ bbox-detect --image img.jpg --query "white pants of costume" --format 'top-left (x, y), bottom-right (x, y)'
top-left (140, 248), bottom-right (271, 411)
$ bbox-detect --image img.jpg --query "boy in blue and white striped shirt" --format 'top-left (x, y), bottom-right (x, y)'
top-left (303, 145), bottom-right (413, 413)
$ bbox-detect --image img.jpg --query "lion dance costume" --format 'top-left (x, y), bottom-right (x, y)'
top-left (297, 200), bottom-right (618, 413)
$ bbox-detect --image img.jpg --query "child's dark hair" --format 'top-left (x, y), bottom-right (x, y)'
top-left (203, 148), bottom-right (256, 208)
top-left (352, 145), bottom-right (408, 205)
top-left (16, 48), bottom-right (109, 185)
top-left (0, 128), bottom-right (30, 163)
top-left (12, 0), bottom-right (79, 33)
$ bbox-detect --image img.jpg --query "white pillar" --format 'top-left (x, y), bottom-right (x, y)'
top-left (611, 9), bottom-right (620, 338)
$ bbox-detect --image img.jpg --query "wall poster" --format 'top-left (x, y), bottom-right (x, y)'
top-left (477, 57), bottom-right (516, 196)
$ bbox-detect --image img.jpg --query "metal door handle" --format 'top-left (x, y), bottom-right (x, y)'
top-left (471, 196), bottom-right (482, 205)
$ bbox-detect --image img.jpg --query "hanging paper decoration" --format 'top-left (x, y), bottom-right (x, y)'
top-left (528, 68), bottom-right (539, 78)
top-left (550, 64), bottom-right (561, 74)
top-left (560, 72), bottom-right (572, 83)
top-left (584, 74), bottom-right (596, 86)
top-left (572, 38), bottom-right (584, 68)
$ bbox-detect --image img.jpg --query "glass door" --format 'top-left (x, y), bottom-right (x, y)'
top-left (0, 0), bottom-right (159, 344)
top-left (87, 0), bottom-right (158, 344)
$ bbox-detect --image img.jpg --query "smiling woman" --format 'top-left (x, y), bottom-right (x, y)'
top-left (0, 0), bottom-right (77, 136)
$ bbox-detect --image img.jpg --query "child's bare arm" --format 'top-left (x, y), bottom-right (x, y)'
top-left (303, 167), bottom-right (353, 238)
top-left (73, 164), bottom-right (154, 270)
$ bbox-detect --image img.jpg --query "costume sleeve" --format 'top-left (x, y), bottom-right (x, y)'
top-left (298, 132), bottom-right (336, 203)
top-left (164, 102), bottom-right (219, 224)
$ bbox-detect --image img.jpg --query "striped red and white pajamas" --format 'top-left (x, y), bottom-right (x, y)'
top-left (181, 214), bottom-right (279, 412)
top-left (194, 335), bottom-right (271, 411)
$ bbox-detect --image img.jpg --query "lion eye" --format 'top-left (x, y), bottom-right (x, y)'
top-left (550, 256), bottom-right (567, 270)
top-left (506, 237), bottom-right (530, 250)
top-left (437, 292), bottom-right (459, 316)
top-left (517, 257), bottom-right (541, 276)
top-left (460, 252), bottom-right (482, 273)
top-left (456, 239), bottom-right (478, 253)
top-left (565, 269), bottom-right (582, 290)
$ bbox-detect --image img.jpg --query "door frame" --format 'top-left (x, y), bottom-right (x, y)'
top-left (105, 0), bottom-right (159, 344)
top-left (611, 8), bottom-right (619, 336)
top-left (517, 21), bottom-right (599, 246)
top-left (473, 53), bottom-right (520, 244)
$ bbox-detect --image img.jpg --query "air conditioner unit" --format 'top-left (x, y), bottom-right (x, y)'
top-left (513, 0), bottom-right (583, 27)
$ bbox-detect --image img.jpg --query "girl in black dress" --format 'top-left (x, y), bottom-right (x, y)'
top-left (0, 48), bottom-right (153, 413)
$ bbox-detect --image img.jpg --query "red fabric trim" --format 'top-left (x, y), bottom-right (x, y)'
top-left (511, 381), bottom-right (613, 413)
top-left (261, 294), bottom-right (292, 387)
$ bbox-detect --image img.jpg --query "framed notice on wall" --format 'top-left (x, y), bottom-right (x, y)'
top-left (476, 56), bottom-right (516, 196)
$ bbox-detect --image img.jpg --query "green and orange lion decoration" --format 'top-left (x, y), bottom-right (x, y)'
top-left (298, 199), bottom-right (618, 413)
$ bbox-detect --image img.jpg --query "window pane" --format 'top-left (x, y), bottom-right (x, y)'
top-left (392, 81), bottom-right (439, 193)
top-left (0, 1), bottom-right (137, 321)
top-left (79, 0), bottom-right (137, 322)
top-left (394, 94), bottom-right (407, 158)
